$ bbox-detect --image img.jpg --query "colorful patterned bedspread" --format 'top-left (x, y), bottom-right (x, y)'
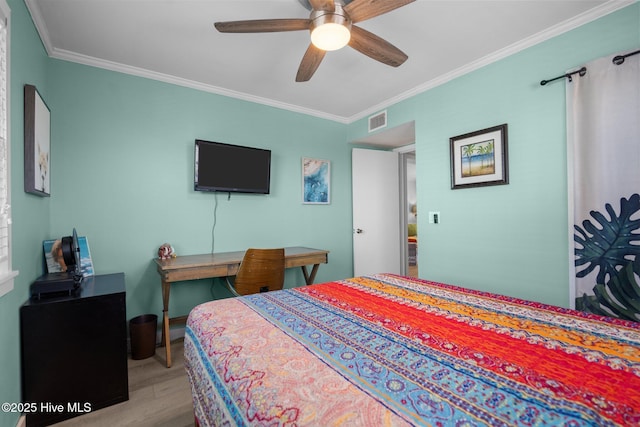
top-left (184, 274), bottom-right (640, 426)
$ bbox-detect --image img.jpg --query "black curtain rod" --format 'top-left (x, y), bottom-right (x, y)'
top-left (540, 49), bottom-right (639, 87)
top-left (612, 49), bottom-right (640, 65)
top-left (540, 67), bottom-right (586, 86)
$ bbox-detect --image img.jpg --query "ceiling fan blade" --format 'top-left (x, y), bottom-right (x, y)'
top-left (344, 0), bottom-right (415, 23)
top-left (214, 19), bottom-right (310, 33)
top-left (348, 25), bottom-right (408, 67)
top-left (309, 0), bottom-right (335, 12)
top-left (296, 44), bottom-right (326, 82)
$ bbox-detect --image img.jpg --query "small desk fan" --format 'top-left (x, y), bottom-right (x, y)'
top-left (60, 228), bottom-right (83, 282)
top-left (30, 228), bottom-right (83, 299)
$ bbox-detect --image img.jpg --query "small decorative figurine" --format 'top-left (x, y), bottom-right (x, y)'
top-left (158, 243), bottom-right (176, 260)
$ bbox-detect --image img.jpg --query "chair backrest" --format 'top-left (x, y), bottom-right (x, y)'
top-left (232, 248), bottom-right (285, 296)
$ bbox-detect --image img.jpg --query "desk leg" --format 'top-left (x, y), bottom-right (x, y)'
top-left (161, 279), bottom-right (172, 368)
top-left (301, 264), bottom-right (320, 285)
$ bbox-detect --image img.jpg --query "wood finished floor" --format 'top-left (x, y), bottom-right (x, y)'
top-left (52, 339), bottom-right (193, 427)
top-left (408, 264), bottom-right (418, 278)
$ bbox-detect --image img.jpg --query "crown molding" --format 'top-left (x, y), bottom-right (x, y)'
top-left (25, 0), bottom-right (633, 125)
top-left (24, 0), bottom-right (53, 55)
top-left (48, 46), bottom-right (350, 123)
top-left (346, 0), bottom-right (635, 123)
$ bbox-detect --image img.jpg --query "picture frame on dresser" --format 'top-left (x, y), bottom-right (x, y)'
top-left (24, 84), bottom-right (51, 196)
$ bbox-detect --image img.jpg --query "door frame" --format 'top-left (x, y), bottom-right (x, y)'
top-left (396, 144), bottom-right (416, 276)
top-left (350, 121), bottom-right (416, 277)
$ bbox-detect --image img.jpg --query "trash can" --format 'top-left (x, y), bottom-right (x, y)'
top-left (129, 314), bottom-right (157, 360)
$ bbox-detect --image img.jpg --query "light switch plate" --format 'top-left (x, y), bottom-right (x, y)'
top-left (428, 211), bottom-right (440, 224)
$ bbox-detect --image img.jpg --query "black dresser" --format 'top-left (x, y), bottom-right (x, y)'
top-left (20, 273), bottom-right (129, 426)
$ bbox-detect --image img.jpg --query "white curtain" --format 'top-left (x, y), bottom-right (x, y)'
top-left (567, 50), bottom-right (640, 320)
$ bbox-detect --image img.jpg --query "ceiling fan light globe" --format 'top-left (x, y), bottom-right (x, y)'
top-left (311, 23), bottom-right (351, 51)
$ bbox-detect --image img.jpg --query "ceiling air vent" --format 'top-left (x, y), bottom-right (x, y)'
top-left (368, 110), bottom-right (387, 133)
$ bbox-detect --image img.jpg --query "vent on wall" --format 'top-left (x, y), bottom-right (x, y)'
top-left (368, 110), bottom-right (387, 133)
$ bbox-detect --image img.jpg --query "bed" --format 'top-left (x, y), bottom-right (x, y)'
top-left (184, 273), bottom-right (640, 426)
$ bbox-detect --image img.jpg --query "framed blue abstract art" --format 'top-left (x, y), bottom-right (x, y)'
top-left (302, 157), bottom-right (330, 204)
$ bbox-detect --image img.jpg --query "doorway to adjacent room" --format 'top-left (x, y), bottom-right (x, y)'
top-left (402, 150), bottom-right (418, 277)
top-left (350, 121), bottom-right (417, 277)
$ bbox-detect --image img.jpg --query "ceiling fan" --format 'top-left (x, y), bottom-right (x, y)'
top-left (214, 0), bottom-right (415, 82)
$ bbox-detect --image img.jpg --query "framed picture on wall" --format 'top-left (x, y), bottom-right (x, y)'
top-left (450, 124), bottom-right (508, 189)
top-left (24, 84), bottom-right (51, 196)
top-left (302, 157), bottom-right (330, 204)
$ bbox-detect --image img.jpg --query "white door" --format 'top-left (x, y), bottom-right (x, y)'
top-left (352, 148), bottom-right (401, 276)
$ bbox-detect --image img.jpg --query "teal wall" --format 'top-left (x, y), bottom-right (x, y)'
top-left (2, 1), bottom-right (638, 426)
top-left (1, 1), bottom-right (51, 426)
top-left (46, 61), bottom-right (353, 321)
top-left (348, 3), bottom-right (639, 306)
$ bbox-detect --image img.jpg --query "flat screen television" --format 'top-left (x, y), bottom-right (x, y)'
top-left (194, 139), bottom-right (271, 194)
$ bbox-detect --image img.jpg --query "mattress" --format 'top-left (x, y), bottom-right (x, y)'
top-left (184, 273), bottom-right (640, 426)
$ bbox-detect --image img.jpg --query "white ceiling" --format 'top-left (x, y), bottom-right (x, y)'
top-left (25, 0), bottom-right (628, 123)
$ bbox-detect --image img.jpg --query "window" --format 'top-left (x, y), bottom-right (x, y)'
top-left (0, 0), bottom-right (16, 297)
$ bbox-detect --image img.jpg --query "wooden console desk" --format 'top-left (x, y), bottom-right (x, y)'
top-left (155, 246), bottom-right (329, 367)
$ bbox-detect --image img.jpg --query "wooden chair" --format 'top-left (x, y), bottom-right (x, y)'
top-left (225, 248), bottom-right (285, 296)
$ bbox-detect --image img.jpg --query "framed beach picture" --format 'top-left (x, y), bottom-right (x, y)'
top-left (302, 157), bottom-right (330, 204)
top-left (450, 124), bottom-right (508, 189)
top-left (24, 84), bottom-right (51, 196)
